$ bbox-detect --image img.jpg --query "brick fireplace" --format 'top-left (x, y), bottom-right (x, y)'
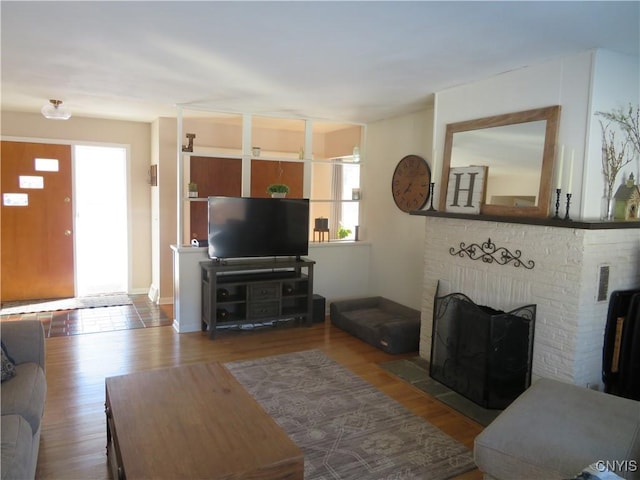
top-left (417, 214), bottom-right (640, 388)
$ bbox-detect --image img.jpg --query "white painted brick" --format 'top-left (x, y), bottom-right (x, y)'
top-left (420, 217), bottom-right (640, 385)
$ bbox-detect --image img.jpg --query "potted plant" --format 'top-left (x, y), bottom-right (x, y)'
top-left (266, 183), bottom-right (289, 198)
top-left (337, 225), bottom-right (352, 239)
top-left (188, 182), bottom-right (198, 198)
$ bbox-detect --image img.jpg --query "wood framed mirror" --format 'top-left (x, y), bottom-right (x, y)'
top-left (439, 105), bottom-right (560, 218)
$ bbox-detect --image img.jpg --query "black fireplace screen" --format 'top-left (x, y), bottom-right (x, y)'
top-left (430, 293), bottom-right (536, 409)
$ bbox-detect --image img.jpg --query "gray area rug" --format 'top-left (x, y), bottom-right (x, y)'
top-left (225, 349), bottom-right (475, 480)
top-left (379, 357), bottom-right (501, 427)
top-left (0, 294), bottom-right (132, 315)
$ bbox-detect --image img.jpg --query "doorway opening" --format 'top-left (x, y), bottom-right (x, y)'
top-left (74, 145), bottom-right (128, 296)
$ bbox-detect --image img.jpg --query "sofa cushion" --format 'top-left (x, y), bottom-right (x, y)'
top-left (1, 414), bottom-right (33, 480)
top-left (474, 378), bottom-right (640, 480)
top-left (1, 342), bottom-right (16, 382)
top-left (1, 363), bottom-right (46, 434)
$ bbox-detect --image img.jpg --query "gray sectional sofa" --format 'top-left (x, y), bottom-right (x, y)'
top-left (1, 320), bottom-right (47, 480)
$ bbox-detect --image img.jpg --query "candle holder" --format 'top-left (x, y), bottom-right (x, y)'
top-left (564, 193), bottom-right (573, 221)
top-left (553, 188), bottom-right (562, 219)
top-left (427, 182), bottom-right (436, 211)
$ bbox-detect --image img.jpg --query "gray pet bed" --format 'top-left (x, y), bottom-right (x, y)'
top-left (330, 296), bottom-right (421, 354)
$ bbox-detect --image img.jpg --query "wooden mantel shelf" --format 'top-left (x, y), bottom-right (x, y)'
top-left (410, 210), bottom-right (640, 230)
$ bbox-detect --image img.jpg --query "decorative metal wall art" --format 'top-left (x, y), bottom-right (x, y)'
top-left (449, 237), bottom-right (535, 269)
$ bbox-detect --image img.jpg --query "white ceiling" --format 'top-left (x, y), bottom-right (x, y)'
top-left (1, 1), bottom-right (638, 125)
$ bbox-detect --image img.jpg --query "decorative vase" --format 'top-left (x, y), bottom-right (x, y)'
top-left (601, 194), bottom-right (615, 221)
top-left (271, 192), bottom-right (286, 198)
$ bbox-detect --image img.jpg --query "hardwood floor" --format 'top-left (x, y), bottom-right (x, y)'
top-left (36, 318), bottom-right (483, 479)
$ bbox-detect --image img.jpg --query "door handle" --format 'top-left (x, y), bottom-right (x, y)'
top-left (64, 229), bottom-right (72, 236)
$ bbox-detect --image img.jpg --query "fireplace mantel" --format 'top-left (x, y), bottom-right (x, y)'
top-left (411, 210), bottom-right (640, 230)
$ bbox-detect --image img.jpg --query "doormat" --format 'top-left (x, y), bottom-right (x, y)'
top-left (379, 356), bottom-right (502, 427)
top-left (226, 349), bottom-right (476, 480)
top-left (0, 294), bottom-right (133, 315)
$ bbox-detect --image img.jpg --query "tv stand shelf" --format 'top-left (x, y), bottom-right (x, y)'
top-left (200, 257), bottom-right (315, 339)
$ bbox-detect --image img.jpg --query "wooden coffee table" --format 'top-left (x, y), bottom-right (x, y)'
top-left (105, 362), bottom-right (303, 480)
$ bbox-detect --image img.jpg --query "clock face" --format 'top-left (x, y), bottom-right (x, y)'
top-left (391, 155), bottom-right (431, 212)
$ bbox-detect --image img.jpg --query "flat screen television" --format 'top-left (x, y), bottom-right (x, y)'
top-left (207, 196), bottom-right (309, 260)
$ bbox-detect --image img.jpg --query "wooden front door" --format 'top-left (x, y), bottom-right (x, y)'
top-left (1, 141), bottom-right (74, 301)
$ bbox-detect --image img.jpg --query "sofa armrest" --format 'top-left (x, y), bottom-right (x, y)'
top-left (1, 320), bottom-right (45, 371)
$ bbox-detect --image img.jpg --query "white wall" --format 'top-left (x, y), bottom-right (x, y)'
top-left (584, 50), bottom-right (640, 218)
top-left (1, 111), bottom-right (152, 294)
top-left (308, 243), bottom-right (371, 303)
top-left (363, 108), bottom-right (434, 310)
top-left (151, 117), bottom-right (179, 304)
top-left (434, 49), bottom-right (639, 220)
top-left (435, 51), bottom-right (594, 218)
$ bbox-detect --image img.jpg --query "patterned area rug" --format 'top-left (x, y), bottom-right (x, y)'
top-left (0, 294), bottom-right (133, 315)
top-left (225, 350), bottom-right (475, 480)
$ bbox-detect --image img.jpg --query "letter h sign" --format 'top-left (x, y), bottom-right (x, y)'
top-left (445, 166), bottom-right (487, 214)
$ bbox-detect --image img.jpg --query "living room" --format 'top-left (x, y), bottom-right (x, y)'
top-left (4, 52), bottom-right (639, 325)
top-left (2, 2), bottom-right (639, 479)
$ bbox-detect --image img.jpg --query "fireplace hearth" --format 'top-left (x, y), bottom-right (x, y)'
top-left (430, 292), bottom-right (536, 409)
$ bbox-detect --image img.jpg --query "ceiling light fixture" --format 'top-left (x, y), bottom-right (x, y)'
top-left (41, 99), bottom-right (71, 120)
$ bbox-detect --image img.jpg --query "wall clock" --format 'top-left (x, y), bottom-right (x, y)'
top-left (391, 154), bottom-right (431, 212)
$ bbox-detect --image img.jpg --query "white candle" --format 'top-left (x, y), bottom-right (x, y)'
top-left (567, 149), bottom-right (575, 194)
top-left (556, 145), bottom-right (564, 189)
top-left (432, 148), bottom-right (438, 175)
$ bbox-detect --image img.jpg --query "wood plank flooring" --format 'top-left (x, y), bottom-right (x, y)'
top-left (35, 318), bottom-right (483, 479)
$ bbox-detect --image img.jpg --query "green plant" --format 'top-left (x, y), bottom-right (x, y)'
top-left (266, 183), bottom-right (289, 194)
top-left (188, 182), bottom-right (198, 192)
top-left (337, 226), bottom-right (352, 239)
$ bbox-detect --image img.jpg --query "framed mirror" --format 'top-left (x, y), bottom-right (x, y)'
top-left (439, 106), bottom-right (560, 218)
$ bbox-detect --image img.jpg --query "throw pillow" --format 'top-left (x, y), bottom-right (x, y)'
top-left (1, 341), bottom-right (16, 382)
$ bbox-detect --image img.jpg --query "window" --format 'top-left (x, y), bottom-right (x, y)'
top-left (311, 121), bottom-right (363, 241)
top-left (34, 158), bottom-right (59, 172)
top-left (337, 162), bottom-right (360, 240)
top-left (19, 176), bottom-right (44, 189)
top-left (3, 193), bottom-right (29, 206)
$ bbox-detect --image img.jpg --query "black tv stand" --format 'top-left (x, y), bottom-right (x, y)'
top-left (211, 256), bottom-right (306, 266)
top-left (200, 257), bottom-right (315, 339)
